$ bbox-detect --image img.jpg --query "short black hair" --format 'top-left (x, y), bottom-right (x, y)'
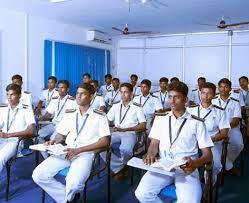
top-left (120, 83), bottom-right (133, 93)
top-left (6, 83), bottom-right (21, 95)
top-left (168, 81), bottom-right (188, 97)
top-left (112, 78), bottom-right (120, 83)
top-left (159, 77), bottom-right (169, 83)
top-left (90, 80), bottom-right (99, 86)
top-left (105, 74), bottom-right (112, 79)
top-left (58, 80), bottom-right (70, 88)
top-left (239, 76), bottom-right (248, 82)
top-left (141, 79), bottom-right (151, 89)
top-left (77, 83), bottom-right (95, 96)
top-left (130, 74), bottom-right (138, 80)
top-left (198, 77), bottom-right (206, 82)
top-left (170, 77), bottom-right (180, 83)
top-left (82, 73), bottom-right (91, 78)
top-left (218, 78), bottom-right (232, 88)
top-left (202, 82), bottom-right (216, 95)
top-left (12, 74), bottom-right (23, 82)
top-left (48, 76), bottom-right (57, 83)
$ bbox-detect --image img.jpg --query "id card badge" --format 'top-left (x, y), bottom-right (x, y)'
top-left (164, 150), bottom-right (174, 160)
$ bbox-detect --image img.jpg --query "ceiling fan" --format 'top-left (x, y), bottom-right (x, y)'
top-left (217, 19), bottom-right (249, 29)
top-left (112, 24), bottom-right (153, 35)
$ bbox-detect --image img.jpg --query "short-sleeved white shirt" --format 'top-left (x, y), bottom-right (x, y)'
top-left (149, 111), bottom-right (214, 160)
top-left (99, 84), bottom-right (114, 97)
top-left (231, 90), bottom-right (245, 107)
top-left (56, 107), bottom-right (110, 148)
top-left (105, 90), bottom-right (121, 106)
top-left (241, 89), bottom-right (249, 107)
top-left (0, 103), bottom-right (35, 143)
top-left (153, 90), bottom-right (170, 109)
top-left (107, 101), bottom-right (146, 130)
top-left (187, 104), bottom-right (230, 138)
top-left (39, 88), bottom-right (59, 107)
top-left (133, 94), bottom-right (163, 117)
top-left (20, 91), bottom-right (33, 109)
top-left (132, 85), bottom-right (141, 97)
top-left (46, 95), bottom-right (77, 126)
top-left (190, 89), bottom-right (201, 105)
top-left (212, 95), bottom-right (241, 128)
top-left (90, 92), bottom-right (106, 110)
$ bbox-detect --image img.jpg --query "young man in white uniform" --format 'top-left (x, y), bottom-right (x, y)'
top-left (189, 77), bottom-right (206, 106)
top-left (130, 74), bottom-right (141, 98)
top-left (105, 78), bottom-right (121, 111)
top-left (106, 83), bottom-right (146, 180)
top-left (188, 82), bottom-right (230, 183)
top-left (90, 80), bottom-right (106, 111)
top-left (0, 84), bottom-right (35, 173)
top-left (212, 78), bottom-right (244, 176)
top-left (99, 74), bottom-right (113, 97)
top-left (32, 83), bottom-right (110, 203)
top-left (135, 81), bottom-right (213, 203)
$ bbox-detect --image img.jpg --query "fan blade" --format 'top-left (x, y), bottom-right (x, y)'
top-left (112, 27), bottom-right (123, 32)
top-left (129, 31), bottom-right (153, 34)
top-left (226, 21), bottom-right (249, 27)
top-left (196, 22), bottom-right (216, 27)
top-left (153, 0), bottom-right (168, 7)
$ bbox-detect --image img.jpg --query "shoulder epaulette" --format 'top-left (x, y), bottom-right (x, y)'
top-left (42, 87), bottom-right (47, 90)
top-left (68, 96), bottom-right (75, 100)
top-left (65, 109), bottom-right (76, 113)
top-left (214, 95), bottom-right (218, 99)
top-left (155, 112), bottom-right (169, 116)
top-left (213, 105), bottom-right (224, 110)
top-left (192, 89), bottom-right (198, 91)
top-left (52, 96), bottom-right (59, 99)
top-left (133, 102), bottom-right (141, 107)
top-left (22, 104), bottom-right (29, 109)
top-left (150, 93), bottom-right (158, 98)
top-left (191, 114), bottom-right (205, 122)
top-left (189, 104), bottom-right (199, 108)
top-left (112, 100), bottom-right (120, 105)
top-left (24, 91), bottom-right (30, 94)
top-left (153, 90), bottom-right (160, 93)
top-left (0, 104), bottom-right (8, 107)
top-left (233, 89), bottom-right (240, 93)
top-left (230, 97), bottom-right (239, 102)
top-left (93, 109), bottom-right (105, 115)
top-left (96, 92), bottom-right (103, 96)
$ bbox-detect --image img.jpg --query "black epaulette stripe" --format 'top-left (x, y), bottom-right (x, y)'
top-left (214, 95), bottom-right (218, 99)
top-left (191, 114), bottom-right (205, 122)
top-left (213, 105), bottom-right (224, 110)
top-left (150, 93), bottom-right (158, 98)
top-left (133, 102), bottom-right (141, 107)
top-left (52, 96), bottom-right (59, 99)
top-left (0, 104), bottom-right (8, 107)
top-left (189, 104), bottom-right (199, 108)
top-left (155, 112), bottom-right (169, 116)
top-left (68, 96), bottom-right (75, 100)
top-left (192, 89), bottom-right (198, 91)
top-left (230, 97), bottom-right (239, 102)
top-left (65, 109), bottom-right (76, 113)
top-left (24, 91), bottom-right (30, 94)
top-left (93, 109), bottom-right (105, 115)
top-left (96, 93), bottom-right (103, 96)
top-left (233, 89), bottom-right (240, 93)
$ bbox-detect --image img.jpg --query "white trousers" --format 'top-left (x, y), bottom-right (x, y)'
top-left (32, 153), bottom-right (94, 203)
top-left (0, 141), bottom-right (17, 173)
top-left (226, 128), bottom-right (244, 170)
top-left (135, 170), bottom-right (202, 203)
top-left (212, 142), bottom-right (222, 183)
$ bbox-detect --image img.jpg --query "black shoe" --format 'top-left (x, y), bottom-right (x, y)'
top-left (66, 193), bottom-right (80, 203)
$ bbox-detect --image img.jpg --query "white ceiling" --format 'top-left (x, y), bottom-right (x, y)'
top-left (0, 0), bottom-right (249, 35)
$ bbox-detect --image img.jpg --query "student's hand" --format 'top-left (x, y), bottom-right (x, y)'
top-left (44, 140), bottom-right (56, 146)
top-left (34, 108), bottom-right (41, 117)
top-left (180, 157), bottom-right (197, 175)
top-left (65, 148), bottom-right (80, 160)
top-left (113, 127), bottom-right (125, 132)
top-left (0, 132), bottom-right (9, 138)
top-left (143, 153), bottom-right (157, 165)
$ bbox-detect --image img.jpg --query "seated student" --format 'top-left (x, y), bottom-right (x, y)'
top-left (32, 83), bottom-right (110, 203)
top-left (99, 74), bottom-right (113, 97)
top-left (105, 78), bottom-right (121, 110)
top-left (82, 73), bottom-right (91, 84)
top-left (90, 80), bottom-right (106, 111)
top-left (133, 79), bottom-right (162, 133)
top-left (153, 77), bottom-right (170, 111)
top-left (35, 76), bottom-right (59, 117)
top-left (11, 74), bottom-right (33, 109)
top-left (38, 80), bottom-right (77, 153)
top-left (0, 84), bottom-right (35, 173)
top-left (130, 74), bottom-right (141, 97)
top-left (189, 77), bottom-right (206, 106)
top-left (187, 82), bottom-right (230, 183)
top-left (212, 78), bottom-right (244, 176)
top-left (105, 83), bottom-right (146, 180)
top-left (135, 81), bottom-right (213, 203)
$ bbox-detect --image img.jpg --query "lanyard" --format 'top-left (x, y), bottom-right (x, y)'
top-left (119, 104), bottom-right (131, 124)
top-left (218, 98), bottom-right (230, 110)
top-left (111, 91), bottom-right (119, 103)
top-left (198, 106), bottom-right (212, 120)
top-left (47, 90), bottom-right (55, 105)
top-left (76, 113), bottom-right (89, 136)
top-left (140, 95), bottom-right (150, 107)
top-left (7, 108), bottom-right (19, 132)
top-left (90, 93), bottom-right (96, 105)
top-left (243, 91), bottom-right (249, 103)
top-left (160, 91), bottom-right (167, 106)
top-left (168, 116), bottom-right (187, 149)
top-left (56, 96), bottom-right (68, 118)
top-left (106, 85), bottom-right (111, 91)
top-left (198, 91), bottom-right (201, 103)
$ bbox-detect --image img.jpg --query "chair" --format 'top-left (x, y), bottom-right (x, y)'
top-left (5, 135), bottom-right (38, 201)
top-left (41, 146), bottom-right (111, 203)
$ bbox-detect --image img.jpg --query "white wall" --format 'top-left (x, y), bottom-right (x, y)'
top-left (115, 31), bottom-right (249, 90)
top-left (0, 7), bottom-right (112, 103)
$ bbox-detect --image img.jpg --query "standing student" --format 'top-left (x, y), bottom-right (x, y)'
top-left (135, 81), bottom-right (213, 203)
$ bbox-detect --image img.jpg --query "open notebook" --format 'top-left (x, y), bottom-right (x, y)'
top-left (29, 144), bottom-right (67, 156)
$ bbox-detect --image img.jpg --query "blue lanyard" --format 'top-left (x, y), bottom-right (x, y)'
top-left (7, 108), bottom-right (19, 132)
top-left (140, 95), bottom-right (150, 107)
top-left (56, 96), bottom-right (68, 118)
top-left (219, 98), bottom-right (230, 110)
top-left (197, 106), bottom-right (212, 120)
top-left (76, 113), bottom-right (89, 136)
top-left (47, 90), bottom-right (55, 105)
top-left (119, 104), bottom-right (131, 124)
top-left (160, 91), bottom-right (167, 106)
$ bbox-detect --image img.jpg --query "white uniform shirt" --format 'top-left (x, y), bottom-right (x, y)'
top-left (231, 90), bottom-right (245, 107)
top-left (90, 92), bottom-right (106, 110)
top-left (149, 111), bottom-right (213, 160)
top-left (187, 104), bottom-right (230, 138)
top-left (132, 85), bottom-right (141, 98)
top-left (20, 91), bottom-right (33, 109)
top-left (39, 88), bottom-right (59, 108)
top-left (240, 89), bottom-right (249, 107)
top-left (190, 89), bottom-right (201, 105)
top-left (212, 95), bottom-right (241, 129)
top-left (105, 89), bottom-right (121, 107)
top-left (56, 107), bottom-right (110, 148)
top-left (99, 84), bottom-right (114, 97)
top-left (133, 94), bottom-right (163, 117)
top-left (107, 101), bottom-right (146, 129)
top-left (153, 90), bottom-right (170, 109)
top-left (46, 95), bottom-right (77, 126)
top-left (0, 103), bottom-right (35, 143)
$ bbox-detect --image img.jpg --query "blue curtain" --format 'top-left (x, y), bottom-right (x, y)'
top-left (107, 50), bottom-right (111, 74)
top-left (44, 40), bottom-right (52, 88)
